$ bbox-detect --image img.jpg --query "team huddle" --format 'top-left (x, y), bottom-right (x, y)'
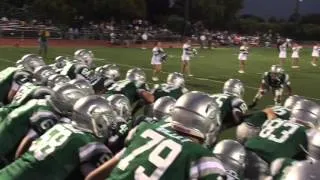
top-left (0, 49), bottom-right (318, 180)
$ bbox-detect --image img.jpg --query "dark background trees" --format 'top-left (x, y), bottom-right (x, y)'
top-left (0, 0), bottom-right (320, 40)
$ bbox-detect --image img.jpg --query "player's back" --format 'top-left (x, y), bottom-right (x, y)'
top-left (109, 121), bottom-right (225, 180)
top-left (0, 123), bottom-right (98, 180)
top-left (245, 119), bottom-right (308, 163)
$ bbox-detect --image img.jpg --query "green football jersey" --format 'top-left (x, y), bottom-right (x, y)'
top-left (245, 119), bottom-right (308, 163)
top-left (109, 121), bottom-right (226, 180)
top-left (0, 67), bottom-right (18, 103)
top-left (107, 80), bottom-right (149, 104)
top-left (211, 93), bottom-right (247, 129)
top-left (0, 123), bottom-right (112, 180)
top-left (0, 82), bottom-right (39, 121)
top-left (152, 83), bottom-right (187, 100)
top-left (0, 99), bottom-right (52, 157)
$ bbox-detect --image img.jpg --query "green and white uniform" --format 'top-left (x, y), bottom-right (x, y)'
top-left (0, 99), bottom-right (52, 158)
top-left (211, 93), bottom-right (247, 130)
top-left (0, 67), bottom-right (19, 104)
top-left (60, 61), bottom-right (91, 80)
top-left (109, 121), bottom-right (226, 180)
top-left (245, 119), bottom-right (308, 163)
top-left (0, 123), bottom-right (113, 180)
top-left (151, 83), bottom-right (187, 100)
top-left (107, 80), bottom-right (149, 105)
top-left (0, 82), bottom-right (39, 120)
top-left (244, 106), bottom-right (291, 128)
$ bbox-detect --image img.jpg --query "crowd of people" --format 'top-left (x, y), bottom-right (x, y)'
top-left (0, 48), bottom-right (317, 180)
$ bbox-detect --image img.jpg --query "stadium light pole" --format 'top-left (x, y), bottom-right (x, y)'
top-left (293, 0), bottom-right (303, 22)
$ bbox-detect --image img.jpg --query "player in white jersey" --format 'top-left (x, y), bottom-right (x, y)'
top-left (151, 41), bottom-right (165, 81)
top-left (181, 39), bottom-right (193, 77)
top-left (291, 42), bottom-right (302, 69)
top-left (278, 39), bottom-right (289, 66)
top-left (311, 42), bottom-right (320, 67)
top-left (238, 40), bottom-right (249, 74)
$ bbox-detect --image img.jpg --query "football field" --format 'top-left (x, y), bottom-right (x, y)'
top-left (0, 46), bottom-right (319, 138)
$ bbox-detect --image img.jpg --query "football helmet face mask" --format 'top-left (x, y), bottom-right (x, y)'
top-left (69, 79), bottom-right (95, 95)
top-left (74, 49), bottom-right (94, 67)
top-left (126, 68), bottom-right (146, 87)
top-left (152, 96), bottom-right (176, 120)
top-left (283, 95), bottom-right (304, 110)
top-left (20, 54), bottom-right (46, 72)
top-left (290, 99), bottom-right (320, 128)
top-left (48, 83), bottom-right (91, 116)
top-left (106, 94), bottom-right (131, 121)
top-left (213, 140), bottom-right (246, 176)
top-left (171, 91), bottom-right (221, 147)
top-left (72, 95), bottom-right (117, 138)
top-left (223, 79), bottom-right (245, 98)
top-left (167, 72), bottom-right (185, 88)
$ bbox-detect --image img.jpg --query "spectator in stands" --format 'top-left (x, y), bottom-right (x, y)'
top-left (38, 28), bottom-right (50, 58)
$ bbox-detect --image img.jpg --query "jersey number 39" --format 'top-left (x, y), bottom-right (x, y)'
top-left (117, 129), bottom-right (182, 179)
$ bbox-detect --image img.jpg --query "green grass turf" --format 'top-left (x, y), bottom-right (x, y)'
top-left (0, 46), bottom-right (319, 139)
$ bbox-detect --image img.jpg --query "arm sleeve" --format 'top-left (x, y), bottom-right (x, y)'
top-left (79, 142), bottom-right (114, 176)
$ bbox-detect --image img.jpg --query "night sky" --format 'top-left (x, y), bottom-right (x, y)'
top-left (242, 0), bottom-right (320, 19)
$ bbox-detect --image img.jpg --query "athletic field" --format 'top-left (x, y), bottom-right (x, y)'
top-left (0, 46), bottom-right (319, 138)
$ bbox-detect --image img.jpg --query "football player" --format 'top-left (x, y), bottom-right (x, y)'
top-left (0, 83), bottom-right (93, 165)
top-left (50, 56), bottom-right (70, 73)
top-left (236, 95), bottom-right (304, 143)
top-left (134, 72), bottom-right (187, 115)
top-left (210, 79), bottom-right (247, 131)
top-left (243, 99), bottom-right (320, 179)
top-left (213, 139), bottom-right (247, 180)
top-left (85, 92), bottom-right (226, 180)
top-left (106, 68), bottom-right (150, 105)
top-left (249, 65), bottom-right (292, 109)
top-left (59, 49), bottom-right (94, 80)
top-left (267, 129), bottom-right (320, 179)
top-left (91, 64), bottom-right (120, 94)
top-left (133, 96), bottom-right (176, 127)
top-left (0, 95), bottom-right (115, 180)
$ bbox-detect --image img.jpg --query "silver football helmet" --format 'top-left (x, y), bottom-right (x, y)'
top-left (290, 99), bottom-right (320, 128)
top-left (307, 129), bottom-right (320, 161)
top-left (166, 72), bottom-right (185, 88)
top-left (106, 94), bottom-right (131, 121)
top-left (16, 59), bottom-right (24, 69)
top-left (280, 160), bottom-right (320, 180)
top-left (213, 140), bottom-right (246, 178)
top-left (54, 56), bottom-right (69, 69)
top-left (74, 49), bottom-right (94, 66)
top-left (48, 83), bottom-right (90, 116)
top-left (72, 95), bottom-right (117, 138)
top-left (270, 65), bottom-right (283, 73)
top-left (69, 79), bottom-right (95, 95)
top-left (236, 122), bottom-right (261, 144)
top-left (171, 91), bottom-right (221, 147)
top-left (47, 74), bottom-right (70, 88)
top-left (126, 68), bottom-right (146, 87)
top-left (20, 54), bottom-right (46, 72)
top-left (98, 64), bottom-right (120, 80)
top-left (153, 96), bottom-right (176, 120)
top-left (223, 79), bottom-right (245, 98)
top-left (33, 66), bottom-right (56, 85)
top-left (283, 95), bottom-right (304, 110)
